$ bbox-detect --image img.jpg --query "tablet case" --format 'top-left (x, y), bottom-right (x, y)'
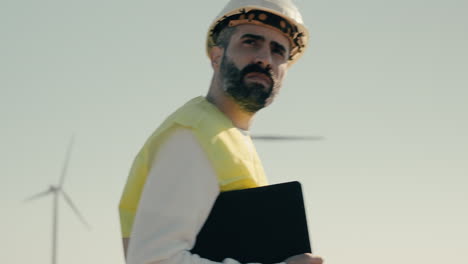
top-left (190, 181), bottom-right (311, 263)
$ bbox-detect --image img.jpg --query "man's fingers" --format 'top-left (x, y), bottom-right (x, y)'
top-left (305, 253), bottom-right (323, 264)
top-left (285, 253), bottom-right (324, 264)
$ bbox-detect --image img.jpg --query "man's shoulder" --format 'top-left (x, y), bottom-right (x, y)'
top-left (154, 96), bottom-right (233, 135)
top-left (137, 96), bottom-right (236, 160)
top-left (171, 96), bottom-right (232, 130)
top-left (137, 97), bottom-right (208, 153)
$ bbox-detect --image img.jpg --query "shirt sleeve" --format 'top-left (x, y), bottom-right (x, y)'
top-left (126, 128), bottom-right (259, 264)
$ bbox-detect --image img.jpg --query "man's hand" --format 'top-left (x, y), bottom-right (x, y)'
top-left (285, 253), bottom-right (324, 264)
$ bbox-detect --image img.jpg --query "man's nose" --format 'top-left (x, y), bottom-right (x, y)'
top-left (254, 47), bottom-right (272, 68)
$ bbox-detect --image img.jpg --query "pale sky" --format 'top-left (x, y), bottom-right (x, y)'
top-left (1, 0), bottom-right (467, 264)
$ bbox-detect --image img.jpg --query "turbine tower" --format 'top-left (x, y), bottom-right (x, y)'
top-left (24, 137), bottom-right (90, 264)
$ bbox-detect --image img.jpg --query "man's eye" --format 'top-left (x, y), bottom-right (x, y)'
top-left (273, 48), bottom-right (285, 57)
top-left (243, 39), bottom-right (256, 45)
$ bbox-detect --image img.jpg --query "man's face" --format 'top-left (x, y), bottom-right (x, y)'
top-left (219, 24), bottom-right (290, 113)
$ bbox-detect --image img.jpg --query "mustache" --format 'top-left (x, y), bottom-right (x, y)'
top-left (240, 64), bottom-right (274, 84)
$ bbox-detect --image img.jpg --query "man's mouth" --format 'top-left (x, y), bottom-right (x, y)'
top-left (244, 72), bottom-right (272, 88)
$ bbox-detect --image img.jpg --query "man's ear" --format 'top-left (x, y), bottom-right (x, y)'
top-left (209, 46), bottom-right (223, 71)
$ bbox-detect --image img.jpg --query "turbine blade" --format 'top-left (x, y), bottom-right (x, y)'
top-left (251, 135), bottom-right (325, 141)
top-left (58, 135), bottom-right (75, 187)
top-left (60, 190), bottom-right (91, 230)
top-left (23, 188), bottom-right (54, 202)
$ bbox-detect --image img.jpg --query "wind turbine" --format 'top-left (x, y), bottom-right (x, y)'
top-left (24, 137), bottom-right (90, 264)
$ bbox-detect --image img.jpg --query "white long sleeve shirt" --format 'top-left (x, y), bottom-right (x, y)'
top-left (126, 128), bottom-right (269, 264)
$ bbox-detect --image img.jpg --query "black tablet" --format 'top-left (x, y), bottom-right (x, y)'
top-left (191, 181), bottom-right (312, 263)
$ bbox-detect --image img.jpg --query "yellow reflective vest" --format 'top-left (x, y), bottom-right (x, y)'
top-left (119, 96), bottom-right (268, 238)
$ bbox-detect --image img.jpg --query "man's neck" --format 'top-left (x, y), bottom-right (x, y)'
top-left (206, 92), bottom-right (254, 131)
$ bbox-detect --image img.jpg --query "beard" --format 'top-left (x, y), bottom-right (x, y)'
top-left (220, 54), bottom-right (280, 113)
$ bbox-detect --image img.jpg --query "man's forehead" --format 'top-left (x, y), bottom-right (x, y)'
top-left (231, 24), bottom-right (291, 49)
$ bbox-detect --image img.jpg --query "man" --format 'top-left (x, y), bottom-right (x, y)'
top-left (119, 0), bottom-right (323, 263)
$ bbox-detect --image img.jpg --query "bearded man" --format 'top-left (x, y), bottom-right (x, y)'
top-left (119, 1), bottom-right (323, 264)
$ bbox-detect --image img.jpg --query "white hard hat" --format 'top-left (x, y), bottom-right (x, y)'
top-left (207, 0), bottom-right (309, 65)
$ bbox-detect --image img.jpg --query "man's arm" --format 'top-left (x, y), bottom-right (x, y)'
top-left (125, 128), bottom-right (322, 264)
top-left (126, 128), bottom-right (226, 264)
